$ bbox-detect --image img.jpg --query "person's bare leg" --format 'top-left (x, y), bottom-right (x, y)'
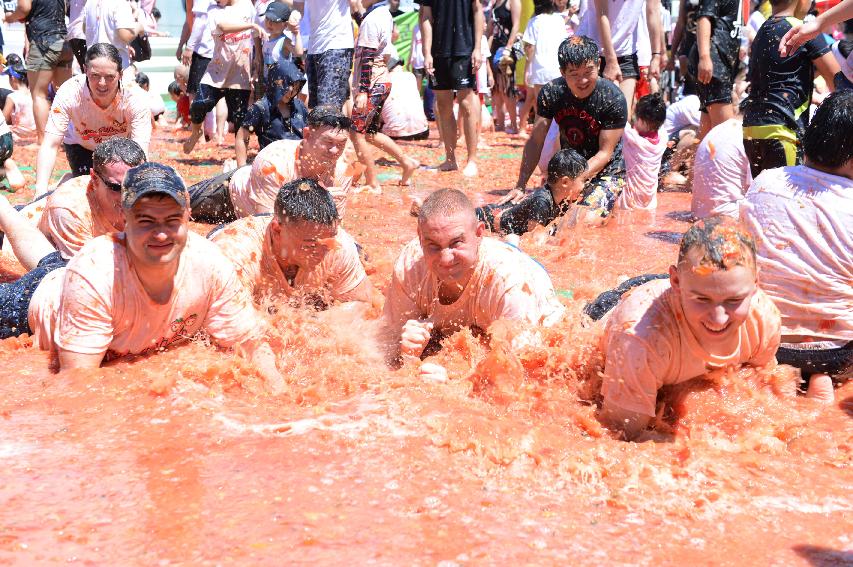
top-left (433, 90), bottom-right (459, 171)
top-left (367, 132), bottom-right (420, 186)
top-left (52, 65), bottom-right (72, 90)
top-left (215, 98), bottom-right (228, 145)
top-left (618, 77), bottom-right (638, 119)
top-left (458, 88), bottom-right (479, 177)
top-left (493, 90), bottom-right (505, 131)
top-left (0, 194), bottom-right (56, 270)
top-left (2, 159), bottom-right (26, 189)
top-left (28, 69), bottom-right (54, 143)
top-left (506, 92), bottom-right (518, 133)
top-left (698, 111), bottom-right (712, 141)
top-left (707, 101), bottom-right (734, 132)
top-left (351, 131), bottom-right (380, 191)
top-left (805, 373), bottom-right (834, 403)
top-left (183, 122), bottom-right (204, 154)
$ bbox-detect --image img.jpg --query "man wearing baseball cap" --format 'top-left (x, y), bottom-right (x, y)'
top-left (2, 162), bottom-right (286, 393)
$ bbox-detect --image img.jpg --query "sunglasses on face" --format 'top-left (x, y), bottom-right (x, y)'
top-left (94, 169), bottom-right (123, 192)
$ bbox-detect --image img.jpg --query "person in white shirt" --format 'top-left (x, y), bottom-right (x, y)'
top-left (739, 90), bottom-right (853, 403)
top-left (380, 59), bottom-right (429, 140)
top-left (615, 93), bottom-right (669, 210)
top-left (306, 0), bottom-right (359, 109)
top-left (83, 0), bottom-right (143, 69)
top-left (691, 116), bottom-right (751, 219)
top-left (518, 0), bottom-right (568, 128)
top-left (577, 0), bottom-right (662, 115)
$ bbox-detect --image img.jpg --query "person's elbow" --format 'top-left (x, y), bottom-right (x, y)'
top-left (117, 28), bottom-right (136, 44)
top-left (599, 399), bottom-right (652, 440)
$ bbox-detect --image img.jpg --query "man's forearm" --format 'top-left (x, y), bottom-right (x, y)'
top-left (584, 150), bottom-right (613, 180)
top-left (35, 138), bottom-right (61, 196)
top-left (516, 132), bottom-right (546, 188)
top-left (697, 17), bottom-right (711, 58)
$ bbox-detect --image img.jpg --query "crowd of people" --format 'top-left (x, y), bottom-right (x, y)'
top-left (0, 0), bottom-right (849, 440)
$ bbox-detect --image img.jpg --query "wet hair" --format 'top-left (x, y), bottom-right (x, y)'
top-left (557, 36), bottom-right (600, 70)
top-left (677, 216), bottom-right (757, 272)
top-left (152, 6), bottom-right (161, 19)
top-left (418, 189), bottom-right (475, 224)
top-left (274, 178), bottom-right (339, 225)
top-left (135, 72), bottom-right (150, 88)
top-left (93, 138), bottom-right (147, 171)
top-left (168, 81), bottom-right (183, 96)
top-left (803, 90), bottom-right (853, 169)
top-left (769, 0), bottom-right (793, 8)
top-left (85, 43), bottom-right (123, 72)
top-left (534, 0), bottom-right (554, 14)
top-left (546, 149), bottom-right (587, 184)
top-left (635, 93), bottom-right (666, 131)
top-left (838, 40), bottom-right (853, 59)
top-left (306, 105), bottom-right (352, 131)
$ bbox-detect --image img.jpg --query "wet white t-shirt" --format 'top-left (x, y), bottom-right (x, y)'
top-left (381, 71), bottom-right (429, 138)
top-left (578, 0), bottom-right (647, 57)
top-left (522, 13), bottom-right (569, 85)
top-left (739, 165), bottom-right (853, 341)
top-left (308, 0), bottom-right (354, 54)
top-left (691, 119), bottom-right (751, 219)
top-left (83, 0), bottom-right (138, 69)
top-left (663, 94), bottom-right (701, 138)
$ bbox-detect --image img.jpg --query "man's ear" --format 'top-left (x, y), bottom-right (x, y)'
top-left (475, 220), bottom-right (486, 237)
top-left (668, 264), bottom-right (680, 291)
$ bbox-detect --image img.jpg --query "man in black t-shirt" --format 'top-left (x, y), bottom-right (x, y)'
top-left (742, 0), bottom-right (839, 178)
top-left (509, 36), bottom-right (628, 222)
top-left (420, 0), bottom-right (484, 177)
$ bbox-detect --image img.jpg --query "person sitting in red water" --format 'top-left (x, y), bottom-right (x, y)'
top-left (210, 178), bottom-right (373, 307)
top-left (0, 163), bottom-right (285, 393)
top-left (382, 188), bottom-right (566, 381)
top-left (585, 216), bottom-right (782, 440)
top-left (187, 105), bottom-right (356, 225)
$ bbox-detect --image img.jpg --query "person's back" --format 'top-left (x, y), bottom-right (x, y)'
top-left (691, 118), bottom-right (751, 219)
top-left (8, 89), bottom-right (36, 140)
top-left (616, 94), bottom-right (669, 210)
top-left (742, 2), bottom-right (837, 178)
top-left (739, 90), bottom-right (853, 401)
top-left (380, 68), bottom-right (429, 139)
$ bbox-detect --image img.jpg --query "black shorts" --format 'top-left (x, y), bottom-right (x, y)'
top-left (599, 53), bottom-right (640, 80)
top-left (306, 48), bottom-right (354, 108)
top-left (777, 341), bottom-right (853, 383)
top-left (68, 38), bottom-right (86, 70)
top-left (63, 143), bottom-right (93, 177)
top-left (688, 46), bottom-right (738, 110)
top-left (188, 168), bottom-right (239, 224)
top-left (429, 56), bottom-right (476, 91)
top-left (391, 129), bottom-right (430, 141)
top-left (742, 131), bottom-right (802, 179)
top-left (188, 52), bottom-right (211, 96)
top-left (583, 273), bottom-right (670, 321)
top-left (190, 84), bottom-right (250, 128)
top-left (0, 251), bottom-right (67, 339)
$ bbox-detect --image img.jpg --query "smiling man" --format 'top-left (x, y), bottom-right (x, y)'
top-left (508, 35), bottom-right (628, 222)
top-left (15, 162), bottom-right (286, 392)
top-left (587, 216), bottom-right (782, 440)
top-left (210, 178), bottom-right (373, 307)
top-left (382, 189), bottom-right (565, 375)
top-left (35, 138), bottom-right (146, 260)
top-left (188, 105), bottom-right (355, 225)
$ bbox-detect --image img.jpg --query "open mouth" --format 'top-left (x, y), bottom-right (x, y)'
top-left (147, 242), bottom-right (174, 253)
top-left (702, 321), bottom-right (731, 335)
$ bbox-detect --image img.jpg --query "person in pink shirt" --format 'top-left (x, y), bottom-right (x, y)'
top-left (34, 44), bottom-right (152, 198)
top-left (382, 188), bottom-right (566, 381)
top-left (1, 55), bottom-right (36, 142)
top-left (37, 138), bottom-right (146, 260)
top-left (614, 93), bottom-right (669, 211)
top-left (187, 106), bottom-right (354, 224)
top-left (740, 90), bottom-right (853, 403)
top-left (589, 216), bottom-right (782, 440)
top-left (210, 178), bottom-right (373, 307)
top-left (8, 162), bottom-right (284, 392)
top-left (183, 0), bottom-right (267, 154)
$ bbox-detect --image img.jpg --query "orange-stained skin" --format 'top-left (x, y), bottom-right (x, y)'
top-left (0, 132), bottom-right (848, 566)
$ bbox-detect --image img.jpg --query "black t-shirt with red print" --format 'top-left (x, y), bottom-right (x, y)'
top-left (537, 76), bottom-right (628, 177)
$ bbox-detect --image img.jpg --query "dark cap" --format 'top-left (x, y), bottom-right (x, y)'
top-left (2, 53), bottom-right (26, 81)
top-left (121, 162), bottom-right (189, 209)
top-left (264, 1), bottom-right (292, 23)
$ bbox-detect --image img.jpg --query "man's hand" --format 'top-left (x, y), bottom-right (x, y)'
top-left (175, 43), bottom-right (184, 60)
top-left (471, 46), bottom-right (483, 74)
top-left (354, 92), bottom-right (368, 112)
top-left (419, 362), bottom-right (448, 383)
top-left (495, 187), bottom-right (527, 206)
top-left (648, 54), bottom-right (661, 81)
top-left (181, 46), bottom-right (193, 67)
top-left (603, 58), bottom-right (622, 83)
top-left (424, 53), bottom-right (434, 77)
top-left (697, 55), bottom-right (713, 84)
top-left (779, 20), bottom-right (820, 56)
top-left (400, 319), bottom-right (433, 358)
top-left (255, 24), bottom-right (269, 42)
